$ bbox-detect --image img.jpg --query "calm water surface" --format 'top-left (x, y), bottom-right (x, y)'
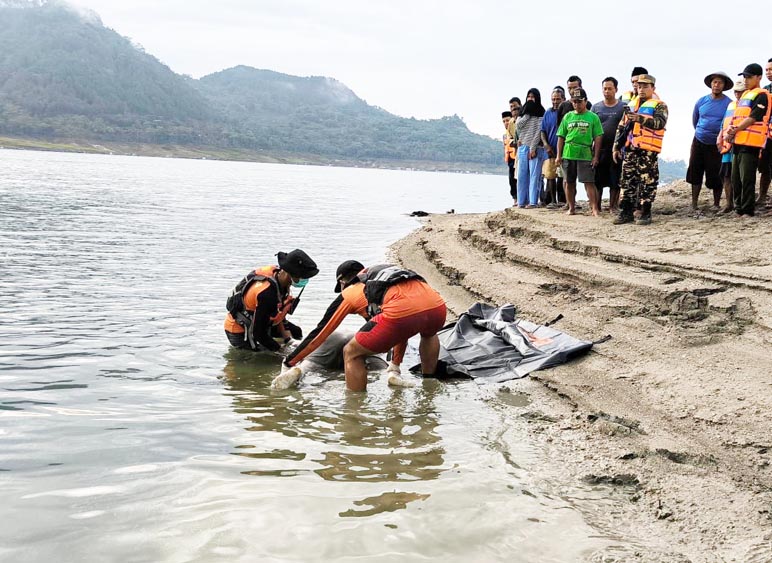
top-left (1, 150), bottom-right (620, 562)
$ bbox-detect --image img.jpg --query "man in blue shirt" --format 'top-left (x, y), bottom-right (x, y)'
top-left (540, 87), bottom-right (565, 207)
top-left (686, 71), bottom-right (732, 212)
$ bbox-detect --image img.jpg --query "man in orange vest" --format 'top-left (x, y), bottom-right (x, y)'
top-left (756, 58), bottom-right (772, 209)
top-left (224, 249), bottom-right (318, 352)
top-left (343, 265), bottom-right (446, 392)
top-left (612, 75), bottom-right (669, 225)
top-left (725, 63), bottom-right (772, 217)
top-left (716, 80), bottom-right (748, 214)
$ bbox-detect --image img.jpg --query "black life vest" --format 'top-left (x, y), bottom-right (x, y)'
top-left (359, 264), bottom-right (425, 317)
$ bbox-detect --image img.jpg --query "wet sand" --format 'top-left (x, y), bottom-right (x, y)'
top-left (391, 181), bottom-right (772, 562)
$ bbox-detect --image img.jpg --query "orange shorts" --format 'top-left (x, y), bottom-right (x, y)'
top-left (355, 304), bottom-right (447, 353)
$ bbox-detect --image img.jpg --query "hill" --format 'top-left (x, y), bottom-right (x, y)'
top-left (0, 0), bottom-right (502, 169)
top-left (195, 66), bottom-right (501, 164)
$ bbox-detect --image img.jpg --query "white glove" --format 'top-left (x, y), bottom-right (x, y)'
top-left (387, 373), bottom-right (416, 388)
top-left (385, 361), bottom-right (414, 386)
top-left (270, 365), bottom-right (303, 390)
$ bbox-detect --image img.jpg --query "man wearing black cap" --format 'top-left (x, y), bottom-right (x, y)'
top-left (280, 260), bottom-right (370, 373)
top-left (725, 63), bottom-right (772, 217)
top-left (613, 74), bottom-right (669, 225)
top-left (556, 88), bottom-right (604, 216)
top-left (621, 66), bottom-right (648, 105)
top-left (687, 72), bottom-right (732, 212)
top-left (755, 58), bottom-right (772, 209)
top-left (557, 75), bottom-right (592, 127)
top-left (224, 249), bottom-right (318, 352)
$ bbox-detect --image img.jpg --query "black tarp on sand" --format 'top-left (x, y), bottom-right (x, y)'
top-left (413, 303), bottom-right (594, 383)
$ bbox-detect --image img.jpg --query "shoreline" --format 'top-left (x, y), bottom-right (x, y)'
top-left (0, 136), bottom-right (502, 175)
top-left (391, 181), bottom-right (772, 562)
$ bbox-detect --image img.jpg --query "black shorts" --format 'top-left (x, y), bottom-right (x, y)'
top-left (594, 152), bottom-right (622, 190)
top-left (719, 159), bottom-right (732, 180)
top-left (686, 137), bottom-right (722, 190)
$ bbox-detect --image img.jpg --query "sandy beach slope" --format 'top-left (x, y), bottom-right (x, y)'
top-left (392, 181), bottom-right (772, 562)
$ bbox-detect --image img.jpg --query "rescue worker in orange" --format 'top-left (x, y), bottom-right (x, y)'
top-left (224, 249), bottom-right (318, 352)
top-left (271, 260), bottom-right (419, 390)
top-left (725, 63), bottom-right (772, 217)
top-left (343, 265), bottom-right (446, 392)
top-left (281, 260), bottom-right (369, 369)
top-left (612, 74), bottom-right (668, 226)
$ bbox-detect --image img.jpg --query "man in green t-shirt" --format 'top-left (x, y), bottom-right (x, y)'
top-left (556, 88), bottom-right (604, 216)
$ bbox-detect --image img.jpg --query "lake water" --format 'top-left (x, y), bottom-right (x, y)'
top-left (1, 150), bottom-right (618, 562)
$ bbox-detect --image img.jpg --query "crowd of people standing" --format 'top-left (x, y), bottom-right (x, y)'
top-left (502, 59), bottom-right (772, 225)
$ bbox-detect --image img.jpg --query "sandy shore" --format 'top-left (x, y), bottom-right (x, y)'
top-left (392, 180), bottom-right (772, 562)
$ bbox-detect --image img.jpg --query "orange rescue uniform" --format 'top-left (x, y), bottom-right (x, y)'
top-left (285, 283), bottom-right (369, 367)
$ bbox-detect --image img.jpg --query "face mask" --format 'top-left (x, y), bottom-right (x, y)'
top-left (291, 278), bottom-right (308, 289)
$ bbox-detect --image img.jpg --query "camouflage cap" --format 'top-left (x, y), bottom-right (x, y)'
top-left (637, 74), bottom-right (656, 85)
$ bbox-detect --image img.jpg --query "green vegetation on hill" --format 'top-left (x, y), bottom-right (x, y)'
top-left (0, 0), bottom-right (503, 168)
top-left (195, 66), bottom-right (500, 163)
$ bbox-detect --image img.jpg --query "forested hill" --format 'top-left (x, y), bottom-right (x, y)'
top-left (0, 0), bottom-right (502, 167)
top-left (195, 67), bottom-right (499, 162)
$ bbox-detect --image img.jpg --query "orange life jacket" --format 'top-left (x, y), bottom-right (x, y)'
top-left (503, 134), bottom-right (516, 162)
top-left (627, 98), bottom-right (666, 153)
top-left (224, 265), bottom-right (294, 335)
top-left (733, 88), bottom-right (771, 148)
top-left (720, 100), bottom-right (738, 154)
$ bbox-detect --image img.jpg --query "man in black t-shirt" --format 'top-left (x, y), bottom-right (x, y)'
top-left (592, 76), bottom-right (626, 212)
top-left (557, 75), bottom-right (592, 126)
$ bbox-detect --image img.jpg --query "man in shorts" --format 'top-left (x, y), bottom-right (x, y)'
top-left (592, 77), bottom-right (627, 213)
top-left (687, 71), bottom-right (732, 212)
top-left (556, 88), bottom-right (603, 216)
top-left (343, 266), bottom-right (446, 392)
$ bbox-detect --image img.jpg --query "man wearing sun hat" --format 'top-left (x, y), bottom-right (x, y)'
top-left (686, 71), bottom-right (732, 212)
top-left (725, 63), bottom-right (772, 217)
top-left (224, 249), bottom-right (319, 352)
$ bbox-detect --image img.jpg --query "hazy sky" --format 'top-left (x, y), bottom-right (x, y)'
top-left (68, 0), bottom-right (772, 161)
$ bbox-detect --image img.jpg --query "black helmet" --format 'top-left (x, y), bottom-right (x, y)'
top-left (277, 249), bottom-right (319, 279)
top-left (334, 260), bottom-right (364, 293)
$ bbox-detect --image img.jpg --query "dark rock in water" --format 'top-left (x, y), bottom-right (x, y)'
top-left (410, 210), bottom-right (429, 217)
top-left (582, 473), bottom-right (640, 488)
top-left (446, 209), bottom-right (455, 214)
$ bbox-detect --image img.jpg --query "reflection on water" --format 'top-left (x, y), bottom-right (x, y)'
top-left (0, 151), bottom-right (631, 562)
top-left (339, 491), bottom-right (431, 518)
top-left (222, 353), bottom-right (445, 484)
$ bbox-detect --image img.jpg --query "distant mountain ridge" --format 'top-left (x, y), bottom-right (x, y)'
top-left (0, 0), bottom-right (502, 167)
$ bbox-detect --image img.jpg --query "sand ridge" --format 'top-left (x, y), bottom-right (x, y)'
top-left (391, 181), bottom-right (772, 562)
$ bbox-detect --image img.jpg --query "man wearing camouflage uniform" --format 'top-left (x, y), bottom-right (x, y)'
top-left (612, 74), bottom-right (669, 225)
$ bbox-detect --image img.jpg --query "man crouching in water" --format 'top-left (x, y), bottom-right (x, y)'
top-left (224, 249), bottom-right (318, 352)
top-left (344, 265), bottom-right (446, 392)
